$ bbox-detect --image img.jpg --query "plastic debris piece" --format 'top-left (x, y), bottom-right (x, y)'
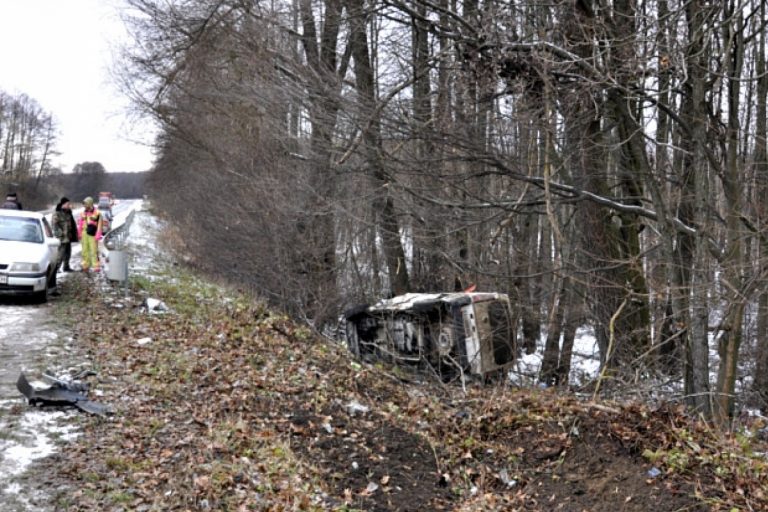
top-left (16, 372), bottom-right (111, 417)
top-left (144, 297), bottom-right (168, 313)
top-left (647, 467), bottom-right (662, 478)
top-left (345, 400), bottom-right (370, 416)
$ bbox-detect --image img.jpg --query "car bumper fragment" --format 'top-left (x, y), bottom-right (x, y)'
top-left (16, 372), bottom-right (111, 416)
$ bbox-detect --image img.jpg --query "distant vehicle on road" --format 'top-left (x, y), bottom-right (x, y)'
top-left (98, 192), bottom-right (114, 208)
top-left (0, 210), bottom-right (60, 302)
top-left (343, 291), bottom-right (518, 380)
top-left (97, 193), bottom-right (114, 232)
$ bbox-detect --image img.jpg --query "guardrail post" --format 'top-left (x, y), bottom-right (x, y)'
top-left (103, 209), bottom-right (135, 295)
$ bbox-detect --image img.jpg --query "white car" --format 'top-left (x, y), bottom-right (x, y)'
top-left (0, 209), bottom-right (60, 302)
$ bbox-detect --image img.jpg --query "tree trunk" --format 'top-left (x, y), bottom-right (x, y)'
top-left (754, 0), bottom-right (768, 414)
top-left (560, 0), bottom-right (650, 370)
top-left (540, 277), bottom-right (565, 386)
top-left (347, 0), bottom-right (409, 296)
top-left (299, 0), bottom-right (344, 320)
top-left (713, 3), bottom-right (746, 426)
top-left (409, 1), bottom-right (447, 292)
top-left (678, 0), bottom-right (714, 418)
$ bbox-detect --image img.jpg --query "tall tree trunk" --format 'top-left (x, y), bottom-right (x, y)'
top-left (651, 0), bottom-right (683, 372)
top-left (713, 2), bottom-right (746, 426)
top-left (347, 0), bottom-right (410, 295)
top-left (409, 1), bottom-right (447, 292)
top-left (603, 0), bottom-right (652, 362)
top-left (539, 89), bottom-right (563, 379)
top-left (562, 0), bottom-right (646, 369)
top-left (681, 0), bottom-right (713, 418)
top-left (754, 0), bottom-right (768, 414)
top-left (299, 0), bottom-right (344, 319)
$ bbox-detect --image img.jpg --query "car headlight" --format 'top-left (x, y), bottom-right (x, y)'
top-left (9, 262), bottom-right (41, 272)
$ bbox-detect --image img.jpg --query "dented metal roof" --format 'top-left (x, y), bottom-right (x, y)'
top-left (367, 292), bottom-right (507, 312)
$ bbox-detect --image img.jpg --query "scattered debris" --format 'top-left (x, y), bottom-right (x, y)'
top-left (345, 400), bottom-right (370, 416)
top-left (646, 467), bottom-right (661, 478)
top-left (498, 469), bottom-right (517, 488)
top-left (136, 336), bottom-right (152, 346)
top-left (144, 297), bottom-right (168, 313)
top-left (16, 372), bottom-right (110, 416)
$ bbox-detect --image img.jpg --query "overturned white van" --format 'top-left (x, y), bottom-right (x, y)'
top-left (343, 292), bottom-right (518, 379)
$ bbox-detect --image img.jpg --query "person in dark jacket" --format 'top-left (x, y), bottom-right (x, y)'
top-left (52, 197), bottom-right (78, 273)
top-left (1, 192), bottom-right (22, 209)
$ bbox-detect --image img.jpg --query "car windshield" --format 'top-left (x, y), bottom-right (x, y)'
top-left (0, 216), bottom-right (43, 243)
top-left (98, 199), bottom-right (111, 209)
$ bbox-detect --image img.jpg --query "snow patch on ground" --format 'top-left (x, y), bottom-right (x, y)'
top-left (0, 409), bottom-right (79, 483)
top-left (511, 326), bottom-right (600, 386)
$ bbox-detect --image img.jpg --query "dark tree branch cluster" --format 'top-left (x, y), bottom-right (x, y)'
top-left (119, 0), bottom-right (768, 424)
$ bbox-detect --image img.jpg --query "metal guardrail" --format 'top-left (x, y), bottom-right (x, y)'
top-left (104, 209), bottom-right (135, 251)
top-left (103, 208), bottom-right (136, 285)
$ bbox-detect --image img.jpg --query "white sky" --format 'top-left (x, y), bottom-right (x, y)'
top-left (0, 0), bottom-right (155, 174)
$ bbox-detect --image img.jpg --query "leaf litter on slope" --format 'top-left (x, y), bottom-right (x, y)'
top-left (29, 211), bottom-right (768, 511)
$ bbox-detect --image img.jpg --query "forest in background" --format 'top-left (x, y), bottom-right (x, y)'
top-left (0, 90), bottom-right (57, 207)
top-left (118, 0), bottom-right (768, 426)
top-left (0, 90), bottom-right (148, 208)
top-left (49, 166), bottom-right (149, 204)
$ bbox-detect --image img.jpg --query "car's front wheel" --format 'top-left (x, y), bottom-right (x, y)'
top-left (33, 286), bottom-right (48, 304)
top-left (33, 267), bottom-right (51, 303)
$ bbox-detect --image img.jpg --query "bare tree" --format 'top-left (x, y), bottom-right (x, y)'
top-left (118, 0), bottom-right (768, 425)
top-left (754, 0), bottom-right (768, 413)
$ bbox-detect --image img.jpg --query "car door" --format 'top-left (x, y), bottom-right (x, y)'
top-left (42, 218), bottom-right (60, 266)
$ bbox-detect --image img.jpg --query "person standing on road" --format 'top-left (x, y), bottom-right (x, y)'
top-left (77, 197), bottom-right (103, 273)
top-left (53, 197), bottom-right (77, 272)
top-left (1, 191), bottom-right (22, 209)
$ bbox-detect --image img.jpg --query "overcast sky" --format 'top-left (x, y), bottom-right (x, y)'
top-left (0, 0), bottom-right (155, 174)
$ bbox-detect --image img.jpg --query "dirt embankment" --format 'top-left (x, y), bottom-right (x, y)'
top-left (28, 268), bottom-right (765, 511)
top-left (28, 210), bottom-right (768, 511)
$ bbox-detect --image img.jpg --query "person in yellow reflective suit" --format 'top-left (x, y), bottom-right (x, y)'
top-left (77, 197), bottom-right (103, 272)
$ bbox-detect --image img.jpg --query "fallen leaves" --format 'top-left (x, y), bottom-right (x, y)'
top-left (39, 261), bottom-right (768, 512)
